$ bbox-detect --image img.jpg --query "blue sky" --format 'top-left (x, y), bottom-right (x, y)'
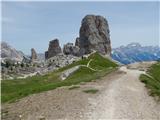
top-left (2, 1), bottom-right (159, 54)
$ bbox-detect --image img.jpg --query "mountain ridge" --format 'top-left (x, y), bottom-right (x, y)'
top-left (112, 43), bottom-right (160, 64)
top-left (1, 41), bottom-right (25, 62)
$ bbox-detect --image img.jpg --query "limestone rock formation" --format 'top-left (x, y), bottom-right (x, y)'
top-left (75, 37), bottom-right (80, 47)
top-left (63, 43), bottom-right (80, 56)
top-left (46, 53), bottom-right (80, 70)
top-left (45, 51), bottom-right (48, 59)
top-left (31, 48), bottom-right (37, 61)
top-left (1, 41), bottom-right (25, 62)
top-left (79, 15), bottom-right (111, 55)
top-left (45, 39), bottom-right (62, 59)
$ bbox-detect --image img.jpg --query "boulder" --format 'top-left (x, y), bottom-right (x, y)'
top-left (63, 43), bottom-right (80, 56)
top-left (79, 15), bottom-right (111, 55)
top-left (45, 39), bottom-right (62, 59)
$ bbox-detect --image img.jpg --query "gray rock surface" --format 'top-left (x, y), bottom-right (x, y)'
top-left (45, 51), bottom-right (48, 59)
top-left (22, 56), bottom-right (31, 63)
top-left (45, 39), bottom-right (62, 59)
top-left (75, 37), bottom-right (80, 47)
top-left (63, 43), bottom-right (80, 56)
top-left (46, 53), bottom-right (80, 69)
top-left (31, 48), bottom-right (37, 61)
top-left (79, 15), bottom-right (111, 55)
top-left (1, 41), bottom-right (24, 62)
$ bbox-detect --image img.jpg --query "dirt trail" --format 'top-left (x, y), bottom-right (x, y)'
top-left (2, 63), bottom-right (160, 120)
top-left (87, 66), bottom-right (160, 119)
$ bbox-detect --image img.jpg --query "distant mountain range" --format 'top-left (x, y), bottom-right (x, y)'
top-left (112, 43), bottom-right (160, 64)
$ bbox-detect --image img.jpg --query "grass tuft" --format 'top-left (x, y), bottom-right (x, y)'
top-left (83, 89), bottom-right (99, 94)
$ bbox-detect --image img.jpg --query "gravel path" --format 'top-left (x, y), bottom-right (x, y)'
top-left (87, 66), bottom-right (160, 119)
top-left (2, 63), bottom-right (160, 120)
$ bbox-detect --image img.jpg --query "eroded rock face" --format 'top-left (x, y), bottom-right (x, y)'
top-left (45, 51), bottom-right (48, 59)
top-left (45, 39), bottom-right (62, 59)
top-left (46, 53), bottom-right (80, 70)
top-left (63, 43), bottom-right (80, 56)
top-left (79, 15), bottom-right (111, 55)
top-left (75, 37), bottom-right (80, 47)
top-left (31, 48), bottom-right (37, 60)
top-left (1, 41), bottom-right (24, 62)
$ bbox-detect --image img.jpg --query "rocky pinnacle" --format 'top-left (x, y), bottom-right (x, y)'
top-left (45, 39), bottom-right (62, 59)
top-left (79, 15), bottom-right (111, 55)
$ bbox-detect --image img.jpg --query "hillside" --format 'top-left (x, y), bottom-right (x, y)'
top-left (2, 62), bottom-right (160, 120)
top-left (112, 43), bottom-right (160, 64)
top-left (1, 52), bottom-right (118, 103)
top-left (140, 62), bottom-right (160, 98)
top-left (1, 42), bottom-right (25, 62)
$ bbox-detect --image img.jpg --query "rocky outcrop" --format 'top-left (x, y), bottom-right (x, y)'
top-left (79, 15), bottom-right (111, 55)
top-left (63, 43), bottom-right (80, 56)
top-left (75, 37), bottom-right (80, 47)
top-left (45, 51), bottom-right (48, 59)
top-left (31, 48), bottom-right (37, 61)
top-left (45, 39), bottom-right (62, 59)
top-left (46, 53), bottom-right (80, 70)
top-left (1, 41), bottom-right (25, 62)
top-left (22, 56), bottom-right (31, 63)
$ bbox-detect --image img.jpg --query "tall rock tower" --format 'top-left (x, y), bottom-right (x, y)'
top-left (78, 15), bottom-right (111, 55)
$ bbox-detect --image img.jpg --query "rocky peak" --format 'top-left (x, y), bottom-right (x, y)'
top-left (45, 39), bottom-right (62, 59)
top-left (31, 48), bottom-right (37, 61)
top-left (79, 15), bottom-right (111, 55)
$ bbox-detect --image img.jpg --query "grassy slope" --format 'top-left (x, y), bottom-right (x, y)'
top-left (140, 62), bottom-right (160, 98)
top-left (2, 53), bottom-right (118, 103)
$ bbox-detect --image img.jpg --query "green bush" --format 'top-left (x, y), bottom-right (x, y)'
top-left (83, 89), bottom-right (99, 94)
